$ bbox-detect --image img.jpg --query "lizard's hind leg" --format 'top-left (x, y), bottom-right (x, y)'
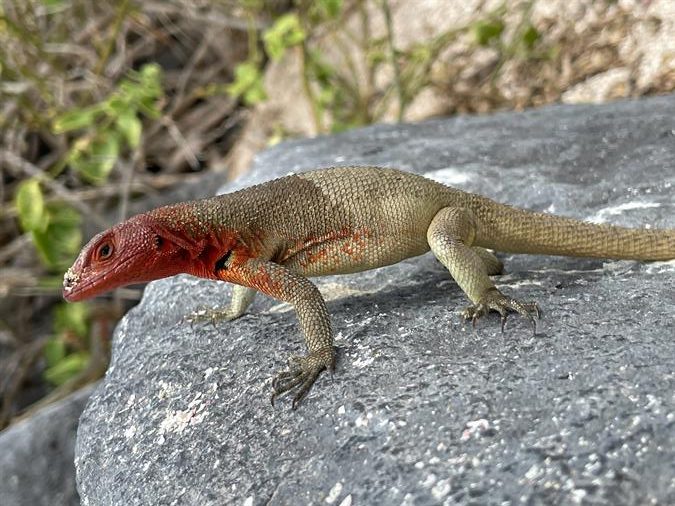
top-left (472, 247), bottom-right (503, 275)
top-left (427, 207), bottom-right (538, 332)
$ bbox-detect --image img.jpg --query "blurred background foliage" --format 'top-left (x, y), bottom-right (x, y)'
top-left (0, 0), bottom-right (673, 428)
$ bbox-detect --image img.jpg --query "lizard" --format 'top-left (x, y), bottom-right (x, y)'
top-left (62, 166), bottom-right (675, 408)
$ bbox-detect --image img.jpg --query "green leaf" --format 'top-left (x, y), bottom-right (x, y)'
top-left (52, 107), bottom-right (98, 133)
top-left (263, 13), bottom-right (306, 61)
top-left (116, 111), bottom-right (142, 148)
top-left (31, 204), bottom-right (82, 269)
top-left (44, 352), bottom-right (89, 386)
top-left (44, 338), bottom-right (66, 367)
top-left (54, 301), bottom-right (89, 338)
top-left (138, 97), bottom-right (162, 119)
top-left (410, 45), bottom-right (432, 64)
top-left (315, 0), bottom-right (342, 19)
top-left (140, 63), bottom-right (162, 86)
top-left (69, 134), bottom-right (119, 184)
top-left (307, 49), bottom-right (336, 83)
top-left (243, 84), bottom-right (267, 105)
top-left (472, 19), bottom-right (504, 46)
top-left (15, 179), bottom-right (47, 232)
top-left (226, 61), bottom-right (267, 105)
top-left (521, 24), bottom-right (540, 49)
top-left (105, 96), bottom-right (128, 116)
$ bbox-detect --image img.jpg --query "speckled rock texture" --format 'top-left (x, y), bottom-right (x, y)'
top-left (0, 385), bottom-right (94, 506)
top-left (76, 95), bottom-right (675, 506)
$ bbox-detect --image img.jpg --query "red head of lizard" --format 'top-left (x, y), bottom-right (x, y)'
top-left (63, 214), bottom-right (200, 302)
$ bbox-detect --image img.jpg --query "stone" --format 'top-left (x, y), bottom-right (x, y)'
top-left (76, 95), bottom-right (675, 505)
top-left (0, 385), bottom-right (94, 506)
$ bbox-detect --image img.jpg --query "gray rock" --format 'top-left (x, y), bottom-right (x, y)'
top-left (76, 96), bottom-right (675, 506)
top-left (0, 385), bottom-right (94, 506)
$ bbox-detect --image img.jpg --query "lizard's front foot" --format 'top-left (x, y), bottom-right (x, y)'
top-left (462, 288), bottom-right (539, 333)
top-left (271, 346), bottom-right (335, 409)
top-left (186, 307), bottom-right (242, 327)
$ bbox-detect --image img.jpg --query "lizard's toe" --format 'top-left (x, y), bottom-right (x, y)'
top-left (270, 347), bottom-right (335, 409)
top-left (463, 288), bottom-right (539, 334)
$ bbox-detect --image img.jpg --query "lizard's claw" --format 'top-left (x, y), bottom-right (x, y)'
top-left (462, 288), bottom-right (539, 334)
top-left (271, 347), bottom-right (335, 409)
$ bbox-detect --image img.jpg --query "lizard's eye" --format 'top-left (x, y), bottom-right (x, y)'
top-left (155, 235), bottom-right (164, 249)
top-left (96, 242), bottom-right (113, 261)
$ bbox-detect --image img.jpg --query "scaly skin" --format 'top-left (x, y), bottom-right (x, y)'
top-left (63, 166), bottom-right (675, 407)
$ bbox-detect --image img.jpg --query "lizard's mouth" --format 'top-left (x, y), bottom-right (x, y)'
top-left (62, 251), bottom-right (144, 301)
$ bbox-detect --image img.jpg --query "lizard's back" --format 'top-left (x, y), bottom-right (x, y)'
top-left (222, 166), bottom-right (461, 276)
top-left (159, 165), bottom-right (673, 278)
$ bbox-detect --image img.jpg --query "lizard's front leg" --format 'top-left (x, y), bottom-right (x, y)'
top-left (220, 257), bottom-right (335, 408)
top-left (188, 284), bottom-right (257, 324)
top-left (427, 207), bottom-right (539, 332)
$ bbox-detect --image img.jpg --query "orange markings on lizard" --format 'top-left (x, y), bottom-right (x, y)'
top-left (284, 226), bottom-right (373, 268)
top-left (247, 262), bottom-right (284, 297)
top-left (340, 228), bottom-right (372, 258)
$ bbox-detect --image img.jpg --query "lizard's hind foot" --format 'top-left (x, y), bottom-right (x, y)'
top-left (271, 347), bottom-right (335, 409)
top-left (462, 288), bottom-right (539, 334)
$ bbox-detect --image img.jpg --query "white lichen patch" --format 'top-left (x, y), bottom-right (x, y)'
top-left (157, 395), bottom-right (210, 438)
top-left (587, 201), bottom-right (661, 224)
top-left (431, 479), bottom-right (452, 500)
top-left (355, 412), bottom-right (372, 428)
top-left (337, 495), bottom-right (353, 506)
top-left (351, 351), bottom-right (375, 369)
top-left (325, 481), bottom-right (343, 504)
top-left (425, 167), bottom-right (471, 186)
top-left (502, 279), bottom-right (545, 289)
top-left (460, 418), bottom-right (492, 441)
top-left (644, 259), bottom-right (675, 273)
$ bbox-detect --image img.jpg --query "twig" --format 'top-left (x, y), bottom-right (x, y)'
top-left (94, 0), bottom-right (131, 77)
top-left (159, 116), bottom-right (200, 170)
top-left (0, 336), bottom-right (47, 430)
top-left (143, 2), bottom-right (264, 31)
top-left (0, 234), bottom-right (31, 265)
top-left (170, 29), bottom-right (215, 116)
top-left (299, 44), bottom-right (325, 133)
top-left (380, 0), bottom-right (404, 121)
top-left (0, 150), bottom-right (110, 229)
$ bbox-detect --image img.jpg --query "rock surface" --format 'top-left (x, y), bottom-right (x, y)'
top-left (0, 385), bottom-right (94, 506)
top-left (76, 96), bottom-right (675, 506)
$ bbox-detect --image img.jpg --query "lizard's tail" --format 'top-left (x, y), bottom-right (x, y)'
top-left (472, 199), bottom-right (675, 261)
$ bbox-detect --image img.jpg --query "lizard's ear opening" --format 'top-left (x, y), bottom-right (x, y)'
top-left (154, 235), bottom-right (164, 250)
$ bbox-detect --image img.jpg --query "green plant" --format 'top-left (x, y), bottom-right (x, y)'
top-left (227, 61), bottom-right (268, 105)
top-left (14, 64), bottom-right (163, 273)
top-left (53, 63), bottom-right (163, 183)
top-left (43, 302), bottom-right (90, 386)
top-left (15, 179), bottom-right (82, 271)
top-left (263, 13), bottom-right (306, 61)
top-left (13, 63), bottom-right (163, 388)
